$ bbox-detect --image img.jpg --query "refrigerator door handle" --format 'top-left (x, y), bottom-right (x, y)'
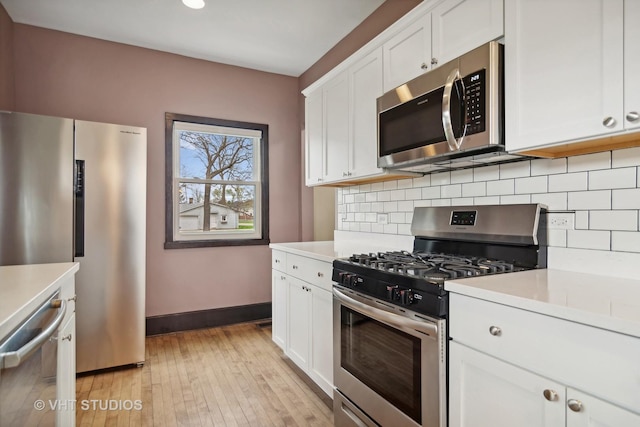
top-left (74, 159), bottom-right (85, 258)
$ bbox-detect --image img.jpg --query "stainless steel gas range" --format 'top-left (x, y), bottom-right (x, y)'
top-left (332, 204), bottom-right (547, 427)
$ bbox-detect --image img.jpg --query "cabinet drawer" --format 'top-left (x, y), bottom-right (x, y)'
top-left (272, 250), bottom-right (286, 272)
top-left (287, 254), bottom-right (333, 292)
top-left (449, 293), bottom-right (640, 414)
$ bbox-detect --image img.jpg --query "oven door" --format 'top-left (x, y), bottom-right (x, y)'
top-left (333, 285), bottom-right (446, 427)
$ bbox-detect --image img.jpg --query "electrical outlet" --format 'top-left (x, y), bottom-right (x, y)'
top-left (377, 213), bottom-right (389, 225)
top-left (548, 213), bottom-right (574, 230)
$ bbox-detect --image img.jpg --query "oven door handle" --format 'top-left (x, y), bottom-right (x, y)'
top-left (333, 287), bottom-right (439, 337)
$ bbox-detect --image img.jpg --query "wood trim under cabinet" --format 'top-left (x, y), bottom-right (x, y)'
top-left (146, 303), bottom-right (272, 336)
top-left (517, 131), bottom-right (640, 158)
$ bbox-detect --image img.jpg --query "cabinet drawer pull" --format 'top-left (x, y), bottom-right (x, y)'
top-left (602, 116), bottom-right (617, 128)
top-left (489, 326), bottom-right (502, 336)
top-left (543, 389), bottom-right (558, 401)
top-left (567, 399), bottom-right (583, 412)
top-left (421, 62), bottom-right (428, 70)
top-left (275, 259), bottom-right (280, 263)
top-left (627, 111), bottom-right (639, 123)
top-left (317, 272), bottom-right (323, 277)
top-left (292, 265), bottom-right (298, 270)
top-left (280, 276), bottom-right (286, 280)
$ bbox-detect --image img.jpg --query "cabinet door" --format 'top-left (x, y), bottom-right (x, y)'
top-left (505, 0), bottom-right (624, 152)
top-left (308, 285), bottom-right (334, 397)
top-left (382, 13), bottom-right (432, 92)
top-left (305, 91), bottom-right (324, 186)
top-left (286, 277), bottom-right (310, 370)
top-left (271, 270), bottom-right (287, 350)
top-left (566, 388), bottom-right (640, 427)
top-left (449, 342), bottom-right (565, 427)
top-left (57, 314), bottom-right (76, 427)
top-left (431, 0), bottom-right (503, 66)
top-left (624, 0), bottom-right (640, 131)
top-left (323, 71), bottom-right (350, 182)
top-left (350, 48), bottom-right (384, 179)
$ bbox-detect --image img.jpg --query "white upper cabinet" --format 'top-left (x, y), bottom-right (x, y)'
top-left (505, 0), bottom-right (628, 153)
top-left (624, 1), bottom-right (640, 131)
top-left (349, 49), bottom-right (384, 178)
top-left (304, 91), bottom-right (324, 186)
top-left (323, 71), bottom-right (350, 182)
top-left (382, 13), bottom-right (432, 92)
top-left (431, 0), bottom-right (504, 65)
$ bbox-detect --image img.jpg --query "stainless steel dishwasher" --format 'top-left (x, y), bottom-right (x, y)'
top-left (0, 292), bottom-right (66, 426)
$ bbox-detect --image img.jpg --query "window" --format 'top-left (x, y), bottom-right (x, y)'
top-left (165, 113), bottom-right (269, 248)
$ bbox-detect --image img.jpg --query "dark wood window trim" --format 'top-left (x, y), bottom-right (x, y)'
top-left (164, 112), bottom-right (270, 249)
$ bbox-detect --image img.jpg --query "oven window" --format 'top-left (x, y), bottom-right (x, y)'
top-left (340, 306), bottom-right (422, 423)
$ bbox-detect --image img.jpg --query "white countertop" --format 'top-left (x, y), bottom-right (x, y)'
top-left (445, 269), bottom-right (640, 338)
top-left (0, 262), bottom-right (79, 340)
top-left (269, 240), bottom-right (409, 263)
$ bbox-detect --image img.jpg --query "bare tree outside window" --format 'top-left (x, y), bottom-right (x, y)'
top-left (165, 113), bottom-right (269, 248)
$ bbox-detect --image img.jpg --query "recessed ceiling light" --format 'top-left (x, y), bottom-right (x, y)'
top-left (182, 0), bottom-right (205, 9)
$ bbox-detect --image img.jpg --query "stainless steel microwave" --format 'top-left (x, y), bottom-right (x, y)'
top-left (378, 41), bottom-right (507, 172)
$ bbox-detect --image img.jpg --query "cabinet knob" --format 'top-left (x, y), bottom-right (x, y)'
top-left (431, 57), bottom-right (438, 66)
top-left (317, 178), bottom-right (323, 182)
top-left (275, 259), bottom-right (280, 263)
top-left (67, 295), bottom-right (77, 302)
top-left (626, 111), bottom-right (639, 123)
top-left (602, 116), bottom-right (617, 128)
top-left (343, 172), bottom-right (348, 177)
top-left (280, 276), bottom-right (286, 280)
top-left (62, 334), bottom-right (72, 342)
top-left (292, 265), bottom-right (298, 269)
top-left (543, 389), bottom-right (558, 401)
top-left (317, 272), bottom-right (324, 277)
top-left (489, 326), bottom-right (502, 336)
top-left (421, 62), bottom-right (429, 70)
top-left (567, 399), bottom-right (583, 412)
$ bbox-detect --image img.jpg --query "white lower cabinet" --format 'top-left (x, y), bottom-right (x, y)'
top-left (57, 313), bottom-right (76, 427)
top-left (270, 249), bottom-right (334, 397)
top-left (448, 293), bottom-right (640, 427)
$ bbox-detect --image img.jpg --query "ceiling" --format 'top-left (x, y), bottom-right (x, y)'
top-left (0, 0), bottom-right (386, 77)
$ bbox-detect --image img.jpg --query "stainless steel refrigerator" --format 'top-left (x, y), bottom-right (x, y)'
top-left (0, 111), bottom-right (146, 373)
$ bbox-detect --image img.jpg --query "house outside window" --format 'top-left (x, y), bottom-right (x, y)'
top-left (165, 113), bottom-right (269, 248)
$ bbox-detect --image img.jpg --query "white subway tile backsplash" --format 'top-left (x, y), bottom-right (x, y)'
top-left (590, 210), bottom-right (638, 231)
top-left (515, 176), bottom-right (548, 194)
top-left (531, 193), bottom-right (567, 210)
top-left (442, 184), bottom-right (462, 198)
top-left (568, 190), bottom-right (611, 210)
top-left (612, 188), bottom-right (640, 209)
top-left (575, 210), bottom-right (589, 230)
top-left (486, 179), bottom-right (514, 196)
top-left (473, 165), bottom-right (500, 181)
top-left (337, 147), bottom-right (640, 255)
top-left (390, 190), bottom-right (406, 201)
top-left (422, 186), bottom-right (441, 199)
top-left (531, 158), bottom-right (567, 176)
top-left (500, 161), bottom-right (531, 179)
top-left (567, 151), bottom-right (611, 172)
top-left (462, 182), bottom-right (486, 197)
top-left (383, 201), bottom-right (398, 212)
top-left (430, 172), bottom-right (451, 186)
top-left (383, 181), bottom-right (398, 190)
top-left (611, 231), bottom-right (640, 253)
top-left (588, 168), bottom-right (636, 190)
top-left (612, 147), bottom-right (640, 168)
top-left (500, 194), bottom-right (531, 204)
top-left (548, 172), bottom-right (588, 192)
top-left (397, 200), bottom-right (414, 212)
top-left (405, 188), bottom-right (422, 200)
top-left (567, 229), bottom-right (610, 250)
top-left (452, 198), bottom-right (474, 205)
top-left (474, 196), bottom-right (501, 205)
top-left (451, 169), bottom-right (474, 183)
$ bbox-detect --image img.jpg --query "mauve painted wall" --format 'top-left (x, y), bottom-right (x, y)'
top-left (11, 24), bottom-right (301, 317)
top-left (0, 5), bottom-right (14, 110)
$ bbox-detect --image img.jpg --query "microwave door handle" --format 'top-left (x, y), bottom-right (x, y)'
top-left (442, 68), bottom-right (467, 151)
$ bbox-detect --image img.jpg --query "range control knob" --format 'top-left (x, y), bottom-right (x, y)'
top-left (350, 275), bottom-right (362, 287)
top-left (400, 289), bottom-right (414, 305)
top-left (338, 272), bottom-right (352, 285)
top-left (386, 285), bottom-right (399, 300)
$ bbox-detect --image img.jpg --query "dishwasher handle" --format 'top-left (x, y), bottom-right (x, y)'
top-left (0, 299), bottom-right (66, 369)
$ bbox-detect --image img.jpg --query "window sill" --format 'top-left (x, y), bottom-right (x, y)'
top-left (164, 238), bottom-right (270, 249)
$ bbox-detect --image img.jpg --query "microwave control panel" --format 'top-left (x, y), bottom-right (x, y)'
top-left (463, 69), bottom-right (485, 135)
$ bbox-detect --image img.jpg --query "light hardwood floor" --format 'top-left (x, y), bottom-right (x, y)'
top-left (75, 322), bottom-right (334, 426)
